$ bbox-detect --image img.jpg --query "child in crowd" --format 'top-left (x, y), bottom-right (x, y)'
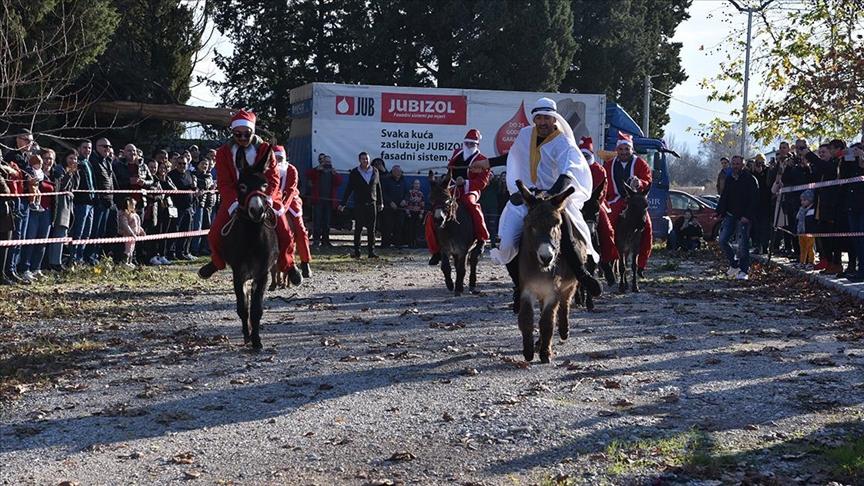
top-left (796, 189), bottom-right (817, 266)
top-left (405, 179), bottom-right (426, 248)
top-left (118, 197), bottom-right (146, 268)
top-left (27, 154), bottom-right (44, 212)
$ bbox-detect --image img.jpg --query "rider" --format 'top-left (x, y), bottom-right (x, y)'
top-left (274, 145), bottom-right (311, 280)
top-left (198, 110), bottom-right (298, 282)
top-left (603, 131), bottom-right (653, 277)
top-left (426, 128), bottom-right (491, 265)
top-left (490, 97), bottom-right (602, 312)
top-left (578, 136), bottom-right (618, 285)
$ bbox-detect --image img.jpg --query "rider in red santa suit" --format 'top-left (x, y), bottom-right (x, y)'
top-left (578, 137), bottom-right (619, 285)
top-left (426, 128), bottom-right (491, 265)
top-left (273, 145), bottom-right (312, 279)
top-left (604, 131), bottom-right (653, 276)
top-left (198, 110), bottom-right (299, 283)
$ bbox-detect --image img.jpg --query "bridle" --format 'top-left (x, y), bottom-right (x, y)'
top-left (221, 189), bottom-right (276, 236)
top-left (442, 179), bottom-right (460, 223)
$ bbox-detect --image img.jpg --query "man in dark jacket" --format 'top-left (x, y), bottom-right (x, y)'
top-left (167, 155), bottom-right (197, 260)
top-left (70, 140), bottom-right (96, 264)
top-left (843, 143), bottom-right (864, 281)
top-left (84, 138), bottom-right (117, 264)
top-left (716, 155), bottom-right (759, 279)
top-left (380, 165), bottom-right (408, 248)
top-left (749, 155), bottom-right (772, 254)
top-left (338, 151), bottom-right (383, 259)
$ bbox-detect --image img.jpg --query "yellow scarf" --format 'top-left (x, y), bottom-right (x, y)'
top-left (529, 127), bottom-right (561, 183)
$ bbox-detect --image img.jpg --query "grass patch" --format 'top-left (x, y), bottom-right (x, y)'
top-left (822, 436), bottom-right (864, 478)
top-left (605, 429), bottom-right (728, 477)
top-left (654, 275), bottom-right (690, 284)
top-left (655, 260), bottom-right (681, 272)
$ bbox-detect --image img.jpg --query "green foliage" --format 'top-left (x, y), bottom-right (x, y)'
top-left (207, 0), bottom-right (579, 137)
top-left (605, 429), bottom-right (727, 476)
top-left (562, 0), bottom-right (692, 138)
top-left (704, 0), bottom-right (864, 144)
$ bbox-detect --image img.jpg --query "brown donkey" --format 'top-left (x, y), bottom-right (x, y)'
top-left (515, 181), bottom-right (586, 364)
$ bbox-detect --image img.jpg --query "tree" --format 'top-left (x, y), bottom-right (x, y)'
top-left (207, 0), bottom-right (577, 136)
top-left (704, 0), bottom-right (864, 144)
top-left (665, 135), bottom-right (714, 187)
top-left (0, 0), bottom-right (119, 143)
top-left (562, 0), bottom-right (691, 138)
top-left (72, 0), bottom-right (208, 149)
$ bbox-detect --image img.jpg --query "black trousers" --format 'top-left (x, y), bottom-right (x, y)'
top-left (380, 206), bottom-right (405, 247)
top-left (353, 204), bottom-right (377, 254)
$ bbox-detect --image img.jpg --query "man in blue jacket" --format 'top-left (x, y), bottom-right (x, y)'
top-left (716, 155), bottom-right (759, 280)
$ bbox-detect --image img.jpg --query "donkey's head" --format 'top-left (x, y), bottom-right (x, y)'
top-left (430, 172), bottom-right (458, 229)
top-left (517, 179), bottom-right (574, 271)
top-left (621, 180), bottom-right (652, 216)
top-left (237, 145), bottom-right (274, 223)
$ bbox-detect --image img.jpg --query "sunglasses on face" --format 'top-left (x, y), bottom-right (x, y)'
top-left (232, 131), bottom-right (252, 139)
top-left (99, 144), bottom-right (112, 148)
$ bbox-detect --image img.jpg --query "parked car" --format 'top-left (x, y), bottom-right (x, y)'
top-left (698, 194), bottom-right (720, 207)
top-left (667, 189), bottom-right (722, 240)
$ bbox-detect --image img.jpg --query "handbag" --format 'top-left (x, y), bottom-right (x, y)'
top-left (167, 206), bottom-right (179, 219)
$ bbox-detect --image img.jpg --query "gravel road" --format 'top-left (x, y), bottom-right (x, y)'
top-left (1, 247), bottom-right (862, 485)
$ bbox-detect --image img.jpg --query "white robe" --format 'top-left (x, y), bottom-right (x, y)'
top-left (490, 125), bottom-right (598, 264)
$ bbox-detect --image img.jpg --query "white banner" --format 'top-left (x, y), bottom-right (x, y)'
top-left (308, 83), bottom-right (605, 175)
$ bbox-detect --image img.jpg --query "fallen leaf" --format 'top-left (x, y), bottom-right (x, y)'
top-left (386, 451), bottom-right (416, 462)
top-left (171, 452), bottom-right (195, 464)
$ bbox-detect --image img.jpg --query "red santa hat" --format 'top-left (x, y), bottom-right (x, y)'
top-left (273, 145), bottom-right (286, 158)
top-left (230, 110), bottom-right (256, 131)
top-left (578, 136), bottom-right (594, 154)
top-left (464, 129), bottom-right (482, 143)
top-left (616, 131), bottom-right (634, 148)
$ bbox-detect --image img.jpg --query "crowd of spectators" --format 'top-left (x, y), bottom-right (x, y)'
top-left (679, 138), bottom-right (864, 281)
top-left (1, 129), bottom-right (218, 285)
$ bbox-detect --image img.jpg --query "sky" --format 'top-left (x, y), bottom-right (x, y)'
top-left (189, 0), bottom-right (750, 152)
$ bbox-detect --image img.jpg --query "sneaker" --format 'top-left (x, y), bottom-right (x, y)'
top-left (32, 270), bottom-right (46, 279)
top-left (726, 266), bottom-right (739, 278)
top-left (21, 270), bottom-right (35, 283)
top-left (735, 271), bottom-right (749, 280)
top-left (158, 256), bottom-right (171, 265)
top-left (149, 256), bottom-right (163, 266)
top-left (123, 262), bottom-right (136, 270)
top-left (351, 249), bottom-right (361, 259)
top-left (182, 254), bottom-right (196, 261)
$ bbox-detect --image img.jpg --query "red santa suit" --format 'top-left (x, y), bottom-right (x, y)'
top-left (207, 111), bottom-right (294, 272)
top-left (425, 129), bottom-right (491, 254)
top-left (274, 146), bottom-right (311, 268)
top-left (579, 137), bottom-right (618, 264)
top-left (603, 132), bottom-right (652, 270)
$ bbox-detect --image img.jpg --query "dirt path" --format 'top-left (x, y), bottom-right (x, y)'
top-left (1, 247), bottom-right (862, 485)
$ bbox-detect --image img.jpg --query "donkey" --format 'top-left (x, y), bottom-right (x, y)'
top-left (221, 149), bottom-right (279, 350)
top-left (614, 181), bottom-right (652, 293)
top-left (515, 180), bottom-right (587, 364)
top-left (429, 173), bottom-right (483, 296)
top-left (575, 177), bottom-right (606, 311)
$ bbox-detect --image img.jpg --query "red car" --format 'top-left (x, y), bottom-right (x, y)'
top-left (667, 190), bottom-right (722, 240)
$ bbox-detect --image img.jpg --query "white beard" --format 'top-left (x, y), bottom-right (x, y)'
top-left (463, 144), bottom-right (479, 159)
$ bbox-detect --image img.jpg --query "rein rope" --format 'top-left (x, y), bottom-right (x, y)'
top-left (444, 180), bottom-right (460, 223)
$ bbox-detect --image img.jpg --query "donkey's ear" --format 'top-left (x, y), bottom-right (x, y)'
top-left (550, 186), bottom-right (575, 210)
top-left (253, 144), bottom-right (273, 172)
top-left (621, 181), bottom-right (635, 197)
top-left (515, 180), bottom-right (537, 206)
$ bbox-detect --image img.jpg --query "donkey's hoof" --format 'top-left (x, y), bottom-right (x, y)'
top-left (632, 286), bottom-right (639, 293)
top-left (523, 349), bottom-right (534, 362)
top-left (454, 290), bottom-right (462, 297)
top-left (540, 354), bottom-right (551, 364)
top-left (469, 287), bottom-right (481, 295)
top-left (445, 280), bottom-right (454, 291)
top-left (559, 329), bottom-right (569, 341)
top-left (251, 340), bottom-right (263, 351)
top-left (268, 282), bottom-right (277, 292)
top-left (618, 285), bottom-right (627, 294)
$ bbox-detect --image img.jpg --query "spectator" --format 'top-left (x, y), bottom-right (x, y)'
top-left (668, 209), bottom-right (704, 252)
top-left (113, 143), bottom-right (154, 207)
top-left (796, 190), bottom-right (817, 267)
top-left (842, 143), bottom-right (864, 282)
top-left (2, 129), bottom-right (33, 283)
top-left (773, 140), bottom-right (815, 259)
top-left (154, 161), bottom-right (178, 263)
top-left (811, 140), bottom-right (844, 275)
top-left (188, 145), bottom-right (200, 164)
top-left (167, 155), bottom-right (196, 260)
top-left (749, 153), bottom-right (772, 254)
top-left (715, 156), bottom-right (730, 195)
top-left (20, 154), bottom-right (54, 282)
top-left (0, 157), bottom-right (17, 284)
top-left (85, 137), bottom-right (117, 264)
top-left (338, 151), bottom-right (383, 259)
top-left (716, 155), bottom-right (759, 280)
top-left (306, 154), bottom-right (342, 247)
top-left (47, 152), bottom-right (78, 271)
top-left (191, 158), bottom-right (215, 256)
top-left (380, 165), bottom-right (408, 248)
top-left (118, 197), bottom-right (146, 268)
top-left (404, 178), bottom-right (426, 248)
top-left (70, 140), bottom-right (96, 265)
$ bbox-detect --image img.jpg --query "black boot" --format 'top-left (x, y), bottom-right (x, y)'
top-left (506, 258), bottom-right (521, 314)
top-left (198, 261), bottom-right (218, 279)
top-left (637, 268), bottom-right (646, 279)
top-left (287, 265), bottom-right (303, 286)
top-left (300, 261), bottom-right (311, 278)
top-left (559, 219), bottom-right (601, 297)
top-left (428, 253), bottom-right (441, 266)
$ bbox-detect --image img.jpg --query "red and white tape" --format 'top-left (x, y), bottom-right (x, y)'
top-left (778, 175), bottom-right (864, 194)
top-left (0, 188), bottom-right (217, 198)
top-left (774, 226), bottom-right (864, 238)
top-left (0, 229), bottom-right (209, 247)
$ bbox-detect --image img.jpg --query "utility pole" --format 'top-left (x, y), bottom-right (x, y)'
top-left (728, 0), bottom-right (774, 157)
top-left (642, 74), bottom-right (651, 137)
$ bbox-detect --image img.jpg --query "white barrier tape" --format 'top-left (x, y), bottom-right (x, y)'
top-left (0, 229), bottom-right (209, 247)
top-left (774, 226), bottom-right (864, 238)
top-left (0, 189), bottom-right (218, 197)
top-left (0, 191), bottom-right (74, 197)
top-left (778, 175), bottom-right (864, 194)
